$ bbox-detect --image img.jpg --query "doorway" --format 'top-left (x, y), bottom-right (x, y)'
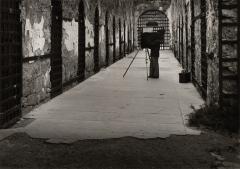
top-left (50, 0), bottom-right (63, 98)
top-left (78, 0), bottom-right (85, 81)
top-left (105, 11), bottom-right (109, 66)
top-left (94, 7), bottom-right (100, 73)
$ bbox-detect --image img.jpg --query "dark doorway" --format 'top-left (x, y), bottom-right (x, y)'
top-left (185, 3), bottom-right (190, 71)
top-left (0, 0), bottom-right (22, 128)
top-left (138, 10), bottom-right (170, 50)
top-left (119, 19), bottom-right (122, 59)
top-left (191, 0), bottom-right (196, 81)
top-left (50, 0), bottom-right (63, 98)
top-left (201, 0), bottom-right (207, 99)
top-left (94, 7), bottom-right (100, 73)
top-left (113, 16), bottom-right (116, 62)
top-left (78, 0), bottom-right (85, 81)
top-left (123, 21), bottom-right (126, 57)
top-left (105, 11), bottom-right (109, 66)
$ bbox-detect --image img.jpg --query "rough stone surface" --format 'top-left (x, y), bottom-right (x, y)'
top-left (21, 0), bottom-right (51, 57)
top-left (168, 0), bottom-right (238, 106)
top-left (22, 59), bottom-right (51, 109)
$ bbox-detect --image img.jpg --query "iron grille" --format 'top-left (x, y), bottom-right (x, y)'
top-left (137, 10), bottom-right (170, 50)
top-left (78, 0), bottom-right (85, 80)
top-left (0, 0), bottom-right (22, 128)
top-left (50, 0), bottom-right (63, 98)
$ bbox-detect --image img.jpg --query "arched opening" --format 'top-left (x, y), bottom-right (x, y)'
top-left (113, 16), bottom-right (116, 62)
top-left (78, 0), bottom-right (85, 81)
top-left (0, 0), bottom-right (22, 128)
top-left (138, 10), bottom-right (170, 50)
top-left (94, 7), bottom-right (100, 73)
top-left (50, 0), bottom-right (63, 98)
top-left (105, 11), bottom-right (109, 66)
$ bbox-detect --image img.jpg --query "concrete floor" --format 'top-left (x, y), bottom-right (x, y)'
top-left (2, 50), bottom-right (204, 142)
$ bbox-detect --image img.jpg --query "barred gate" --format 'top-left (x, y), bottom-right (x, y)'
top-left (105, 11), bottom-right (109, 66)
top-left (94, 7), bottom-right (100, 73)
top-left (0, 0), bottom-right (22, 128)
top-left (201, 0), bottom-right (207, 99)
top-left (78, 0), bottom-right (85, 80)
top-left (50, 0), bottom-right (63, 98)
top-left (137, 10), bottom-right (170, 50)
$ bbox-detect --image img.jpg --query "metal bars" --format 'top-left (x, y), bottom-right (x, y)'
top-left (219, 0), bottom-right (239, 108)
top-left (137, 10), bottom-right (170, 50)
top-left (0, 0), bottom-right (22, 128)
top-left (105, 11), bottom-right (109, 66)
top-left (201, 0), bottom-right (207, 99)
top-left (94, 7), bottom-right (100, 73)
top-left (78, 0), bottom-right (86, 81)
top-left (50, 0), bottom-right (63, 98)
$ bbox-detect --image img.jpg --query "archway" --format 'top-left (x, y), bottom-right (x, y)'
top-left (137, 10), bottom-right (170, 50)
top-left (94, 7), bottom-right (100, 73)
top-left (78, 0), bottom-right (85, 80)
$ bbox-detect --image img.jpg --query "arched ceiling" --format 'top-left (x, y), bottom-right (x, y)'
top-left (133, 0), bottom-right (171, 11)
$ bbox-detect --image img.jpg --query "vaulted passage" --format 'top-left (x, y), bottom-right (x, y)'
top-left (0, 1), bottom-right (239, 168)
top-left (138, 10), bottom-right (170, 50)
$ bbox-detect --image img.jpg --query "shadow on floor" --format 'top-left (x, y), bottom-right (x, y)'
top-left (0, 132), bottom-right (239, 169)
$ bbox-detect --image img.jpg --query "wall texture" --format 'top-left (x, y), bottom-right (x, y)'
top-left (20, 0), bottom-right (135, 112)
top-left (168, 0), bottom-right (238, 106)
top-left (21, 0), bottom-right (52, 112)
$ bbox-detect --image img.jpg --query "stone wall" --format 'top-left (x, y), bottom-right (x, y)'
top-left (21, 0), bottom-right (52, 112)
top-left (22, 60), bottom-right (51, 112)
top-left (206, 0), bottom-right (219, 105)
top-left (168, 0), bottom-right (220, 105)
top-left (20, 0), bottom-right (135, 112)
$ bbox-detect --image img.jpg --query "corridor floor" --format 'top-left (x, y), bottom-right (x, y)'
top-left (20, 50), bottom-right (203, 142)
top-left (1, 50), bottom-right (239, 169)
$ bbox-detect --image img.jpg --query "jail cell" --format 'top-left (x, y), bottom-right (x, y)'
top-left (94, 7), bottom-right (100, 73)
top-left (50, 0), bottom-right (63, 98)
top-left (0, 0), bottom-right (22, 128)
top-left (78, 0), bottom-right (86, 81)
top-left (119, 19), bottom-right (122, 58)
top-left (137, 10), bottom-right (170, 50)
top-left (200, 0), bottom-right (207, 99)
top-left (113, 16), bottom-right (116, 62)
top-left (105, 11), bottom-right (109, 66)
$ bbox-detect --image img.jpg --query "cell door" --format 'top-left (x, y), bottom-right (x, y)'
top-left (105, 11), bottom-right (109, 66)
top-left (78, 0), bottom-right (85, 80)
top-left (191, 0), bottom-right (196, 80)
top-left (123, 21), bottom-right (126, 57)
top-left (119, 19), bottom-right (122, 58)
top-left (94, 7), bottom-right (100, 73)
top-left (113, 16), bottom-right (116, 62)
top-left (200, 0), bottom-right (207, 99)
top-left (50, 0), bottom-right (63, 98)
top-left (0, 0), bottom-right (22, 128)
